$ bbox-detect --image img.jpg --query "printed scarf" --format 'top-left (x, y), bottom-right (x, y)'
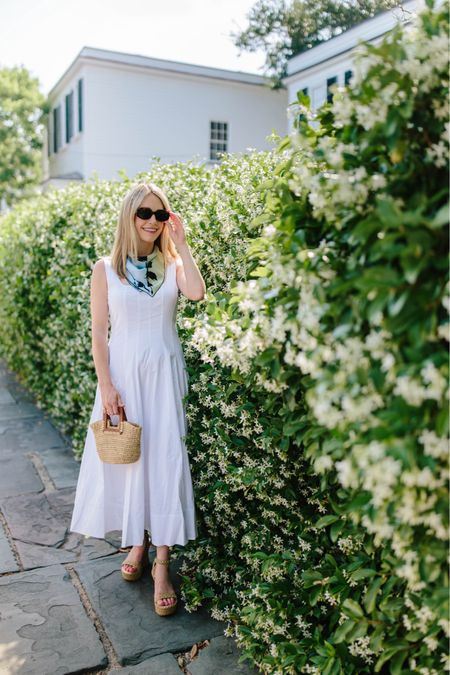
top-left (125, 246), bottom-right (165, 297)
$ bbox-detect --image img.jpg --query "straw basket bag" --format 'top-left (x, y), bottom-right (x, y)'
top-left (90, 406), bottom-right (142, 464)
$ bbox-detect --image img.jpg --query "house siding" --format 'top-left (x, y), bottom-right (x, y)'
top-left (42, 51), bottom-right (287, 186)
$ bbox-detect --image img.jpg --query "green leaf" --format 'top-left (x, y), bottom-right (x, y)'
top-left (255, 348), bottom-right (279, 365)
top-left (333, 619), bottom-right (355, 644)
top-left (251, 266), bottom-right (269, 277)
top-left (343, 491), bottom-right (371, 512)
top-left (271, 357), bottom-right (281, 378)
top-left (379, 597), bottom-right (404, 616)
top-left (357, 266), bottom-right (402, 289)
top-left (374, 641), bottom-right (409, 671)
top-left (399, 253), bottom-right (427, 284)
top-left (250, 213), bottom-right (271, 227)
top-left (324, 640), bottom-right (335, 656)
top-left (316, 515), bottom-right (340, 528)
top-left (428, 201), bottom-right (449, 228)
top-left (363, 577), bottom-right (383, 613)
top-left (348, 215), bottom-right (380, 243)
top-left (283, 417), bottom-right (305, 436)
top-left (310, 585), bottom-right (322, 606)
top-left (249, 552), bottom-right (268, 560)
top-left (342, 598), bottom-right (364, 619)
top-left (346, 620), bottom-right (368, 641)
top-left (436, 406), bottom-right (449, 437)
top-left (389, 649), bottom-right (409, 674)
top-left (367, 288), bottom-right (389, 321)
top-left (330, 519), bottom-right (345, 542)
top-left (302, 569), bottom-right (322, 584)
top-left (322, 657), bottom-right (337, 675)
top-left (376, 197), bottom-right (402, 227)
top-left (387, 290), bottom-right (409, 317)
top-left (349, 568), bottom-right (377, 582)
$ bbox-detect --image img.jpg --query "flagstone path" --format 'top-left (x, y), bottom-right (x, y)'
top-left (0, 361), bottom-right (259, 674)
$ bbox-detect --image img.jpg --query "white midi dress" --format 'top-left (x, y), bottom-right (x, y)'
top-left (69, 255), bottom-right (198, 547)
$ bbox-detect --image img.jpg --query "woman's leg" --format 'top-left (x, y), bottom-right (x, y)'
top-left (122, 532), bottom-right (147, 572)
top-left (153, 545), bottom-right (176, 607)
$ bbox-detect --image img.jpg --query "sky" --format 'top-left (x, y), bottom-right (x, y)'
top-left (0, 0), bottom-right (268, 95)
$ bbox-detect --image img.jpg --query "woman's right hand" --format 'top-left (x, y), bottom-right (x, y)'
top-left (100, 382), bottom-right (124, 416)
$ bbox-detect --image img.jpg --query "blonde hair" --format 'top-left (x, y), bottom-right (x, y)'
top-left (110, 182), bottom-right (178, 279)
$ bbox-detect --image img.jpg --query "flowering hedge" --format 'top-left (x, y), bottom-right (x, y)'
top-left (177, 1), bottom-right (449, 673)
top-left (0, 1), bottom-right (447, 673)
top-left (0, 150), bottom-right (279, 453)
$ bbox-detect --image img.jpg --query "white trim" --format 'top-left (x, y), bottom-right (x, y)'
top-left (284, 0), bottom-right (423, 80)
top-left (48, 45), bottom-right (274, 98)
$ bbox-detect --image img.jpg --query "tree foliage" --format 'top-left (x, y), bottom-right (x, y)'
top-left (231, 0), bottom-right (405, 87)
top-left (0, 66), bottom-right (47, 207)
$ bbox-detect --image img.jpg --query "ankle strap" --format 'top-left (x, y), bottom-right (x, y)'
top-left (154, 557), bottom-right (170, 565)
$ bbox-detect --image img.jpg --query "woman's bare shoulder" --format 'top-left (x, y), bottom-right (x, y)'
top-left (93, 256), bottom-right (111, 270)
top-left (91, 258), bottom-right (108, 284)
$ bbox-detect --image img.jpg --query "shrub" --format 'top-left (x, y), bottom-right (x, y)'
top-left (0, 152), bottom-right (280, 454)
top-left (179, 1), bottom-right (449, 672)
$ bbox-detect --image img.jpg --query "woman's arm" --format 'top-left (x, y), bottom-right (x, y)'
top-left (90, 260), bottom-right (110, 385)
top-left (167, 211), bottom-right (206, 301)
top-left (175, 242), bottom-right (206, 301)
top-left (90, 260), bottom-right (123, 414)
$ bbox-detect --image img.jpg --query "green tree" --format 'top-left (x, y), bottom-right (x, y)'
top-left (0, 66), bottom-right (47, 207)
top-left (231, 0), bottom-right (404, 87)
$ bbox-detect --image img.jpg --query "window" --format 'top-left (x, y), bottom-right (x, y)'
top-left (326, 76), bottom-right (338, 103)
top-left (210, 121), bottom-right (227, 161)
top-left (65, 90), bottom-right (74, 143)
top-left (77, 78), bottom-right (83, 133)
top-left (344, 69), bottom-right (353, 85)
top-left (47, 117), bottom-right (52, 156)
top-left (53, 105), bottom-right (61, 153)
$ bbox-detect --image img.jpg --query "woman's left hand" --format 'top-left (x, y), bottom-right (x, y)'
top-left (167, 211), bottom-right (187, 248)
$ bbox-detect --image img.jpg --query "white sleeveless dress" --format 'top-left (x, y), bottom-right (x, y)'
top-left (69, 255), bottom-right (198, 547)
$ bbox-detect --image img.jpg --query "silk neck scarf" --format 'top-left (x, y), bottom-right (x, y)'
top-left (125, 246), bottom-right (165, 297)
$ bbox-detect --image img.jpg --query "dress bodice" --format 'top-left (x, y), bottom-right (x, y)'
top-left (102, 255), bottom-right (183, 361)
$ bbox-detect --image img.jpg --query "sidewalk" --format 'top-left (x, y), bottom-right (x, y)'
top-left (0, 360), bottom-right (259, 675)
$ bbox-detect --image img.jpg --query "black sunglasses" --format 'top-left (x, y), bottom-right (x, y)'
top-left (135, 207), bottom-right (170, 222)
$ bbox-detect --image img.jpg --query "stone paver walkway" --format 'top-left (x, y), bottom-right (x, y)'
top-left (0, 361), bottom-right (259, 675)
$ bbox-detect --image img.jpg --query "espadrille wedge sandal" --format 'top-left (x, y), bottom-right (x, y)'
top-left (121, 530), bottom-right (150, 581)
top-left (151, 557), bottom-right (178, 616)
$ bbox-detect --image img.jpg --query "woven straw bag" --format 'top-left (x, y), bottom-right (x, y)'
top-left (90, 406), bottom-right (142, 464)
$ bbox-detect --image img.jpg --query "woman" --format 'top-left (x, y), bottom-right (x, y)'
top-left (70, 182), bottom-right (205, 617)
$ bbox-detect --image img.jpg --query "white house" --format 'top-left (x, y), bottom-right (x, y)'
top-left (41, 0), bottom-right (441, 190)
top-left (42, 47), bottom-right (288, 189)
top-left (283, 0), bottom-right (431, 129)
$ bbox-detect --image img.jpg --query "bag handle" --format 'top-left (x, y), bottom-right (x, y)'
top-left (101, 405), bottom-right (128, 433)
